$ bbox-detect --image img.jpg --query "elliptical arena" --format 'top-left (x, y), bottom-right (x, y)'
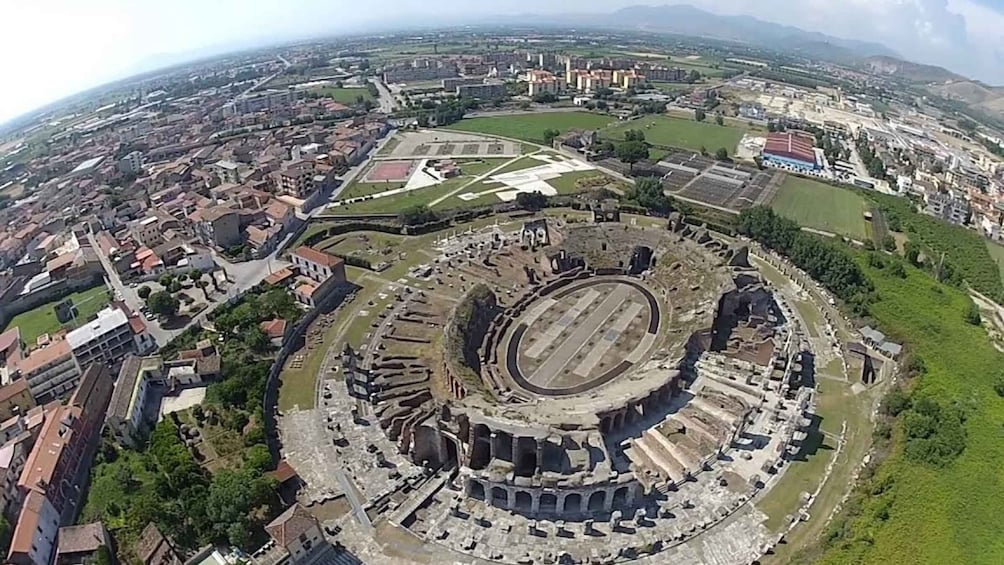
top-left (286, 214), bottom-right (819, 564)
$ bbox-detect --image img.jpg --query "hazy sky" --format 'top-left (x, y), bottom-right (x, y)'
top-left (3, 0), bottom-right (1004, 124)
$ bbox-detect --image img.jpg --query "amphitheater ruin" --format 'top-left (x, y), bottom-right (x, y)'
top-left (283, 212), bottom-right (821, 564)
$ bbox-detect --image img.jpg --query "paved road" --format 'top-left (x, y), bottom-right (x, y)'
top-left (369, 78), bottom-right (397, 114)
top-left (87, 231), bottom-right (290, 347)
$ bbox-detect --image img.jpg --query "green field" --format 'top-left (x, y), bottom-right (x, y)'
top-left (3, 284), bottom-right (110, 345)
top-left (602, 115), bottom-right (745, 153)
top-left (339, 181), bottom-right (405, 200)
top-left (311, 86), bottom-right (373, 105)
top-left (331, 176), bottom-right (472, 214)
top-left (447, 112), bottom-right (616, 144)
top-left (811, 259), bottom-right (1004, 564)
top-left (770, 177), bottom-right (871, 240)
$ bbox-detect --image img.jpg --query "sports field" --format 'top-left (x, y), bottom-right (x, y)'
top-left (2, 284), bottom-right (111, 345)
top-left (447, 112), bottom-right (616, 144)
top-left (602, 115), bottom-right (745, 153)
top-left (770, 177), bottom-right (871, 240)
top-left (311, 86), bottom-right (374, 105)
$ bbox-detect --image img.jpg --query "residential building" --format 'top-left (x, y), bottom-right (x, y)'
top-left (191, 207), bottom-right (241, 249)
top-left (456, 81), bottom-right (506, 100)
top-left (12, 341), bottom-right (82, 404)
top-left (9, 365), bottom-right (113, 565)
top-left (118, 151), bottom-right (144, 175)
top-left (278, 161), bottom-right (315, 198)
top-left (0, 328), bottom-right (24, 367)
top-left (7, 491), bottom-right (59, 565)
top-left (106, 355), bottom-right (163, 447)
top-left (264, 504), bottom-right (325, 564)
top-left (55, 522), bottom-right (111, 565)
top-left (946, 166), bottom-right (989, 192)
top-left (0, 440), bottom-right (28, 521)
top-left (212, 160), bottom-right (241, 184)
top-left (290, 246), bottom-right (346, 284)
top-left (66, 307), bottom-right (136, 371)
top-left (128, 216), bottom-right (164, 248)
top-left (925, 191), bottom-right (971, 225)
top-left (442, 77), bottom-right (485, 91)
top-left (0, 381), bottom-right (35, 422)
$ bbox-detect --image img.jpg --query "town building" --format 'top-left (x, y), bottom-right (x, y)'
top-left (106, 355), bottom-right (163, 447)
top-left (278, 161), bottom-right (316, 198)
top-left (263, 504), bottom-right (325, 564)
top-left (65, 307), bottom-right (137, 371)
top-left (761, 131), bottom-right (820, 171)
top-left (118, 151), bottom-right (144, 175)
top-left (0, 381), bottom-right (35, 422)
top-left (11, 340), bottom-right (81, 404)
top-left (290, 246), bottom-right (346, 284)
top-left (135, 523), bottom-right (181, 565)
top-left (191, 207), bottom-right (241, 249)
top-left (9, 365), bottom-right (113, 565)
top-left (456, 81), bottom-right (506, 100)
top-left (924, 191), bottom-right (971, 225)
top-left (0, 440), bottom-right (28, 521)
top-left (54, 522), bottom-right (111, 565)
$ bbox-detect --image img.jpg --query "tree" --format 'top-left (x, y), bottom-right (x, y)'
top-left (715, 115), bottom-right (724, 126)
top-left (624, 130), bottom-right (646, 143)
top-left (533, 92), bottom-right (558, 104)
top-left (148, 291), bottom-right (179, 318)
top-left (515, 191), bottom-right (548, 211)
top-left (137, 286), bottom-right (152, 300)
top-left (196, 280), bottom-right (210, 302)
top-left (695, 109), bottom-right (706, 122)
top-left (994, 374), bottom-right (1004, 398)
top-left (399, 205), bottom-right (439, 226)
top-left (542, 128), bottom-right (561, 146)
top-left (158, 274), bottom-right (174, 288)
top-left (963, 300), bottom-right (982, 326)
top-left (616, 140), bottom-right (649, 171)
top-left (688, 70), bottom-right (702, 83)
top-left (633, 178), bottom-right (671, 214)
top-left (95, 546), bottom-right (113, 565)
top-left (246, 325), bottom-right (270, 352)
top-left (714, 147), bottom-right (729, 161)
top-left (882, 234), bottom-right (898, 252)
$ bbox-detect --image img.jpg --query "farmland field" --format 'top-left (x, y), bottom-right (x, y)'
top-left (3, 284), bottom-right (110, 345)
top-left (601, 115), bottom-right (745, 153)
top-left (447, 112), bottom-right (616, 144)
top-left (770, 176), bottom-right (871, 240)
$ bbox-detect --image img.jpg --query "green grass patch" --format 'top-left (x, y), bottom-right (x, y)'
top-left (771, 177), bottom-right (871, 240)
top-left (339, 181), bottom-right (406, 200)
top-left (332, 176), bottom-right (471, 214)
top-left (546, 170), bottom-right (611, 194)
top-left (310, 86), bottom-right (373, 105)
top-left (455, 158), bottom-right (511, 177)
top-left (986, 240), bottom-right (1004, 286)
top-left (601, 115), bottom-right (744, 153)
top-left (813, 259), bottom-right (1004, 564)
top-left (447, 112), bottom-right (615, 144)
top-left (4, 284), bottom-right (111, 345)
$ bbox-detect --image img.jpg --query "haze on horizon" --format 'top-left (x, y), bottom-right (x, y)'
top-left (3, 0), bottom-right (1004, 125)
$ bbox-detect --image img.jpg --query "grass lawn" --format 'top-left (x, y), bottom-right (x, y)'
top-left (331, 176), bottom-right (471, 214)
top-left (546, 170), bottom-right (610, 194)
top-left (985, 240), bottom-right (1004, 285)
top-left (4, 284), bottom-right (110, 344)
top-left (770, 176), bottom-right (871, 240)
top-left (489, 156), bottom-right (544, 175)
top-left (455, 158), bottom-right (510, 177)
top-left (320, 232), bottom-right (405, 259)
top-left (311, 86), bottom-right (373, 105)
top-left (447, 112), bottom-right (615, 144)
top-left (338, 181), bottom-right (405, 200)
top-left (601, 115), bottom-right (745, 153)
top-left (808, 260), bottom-right (1004, 564)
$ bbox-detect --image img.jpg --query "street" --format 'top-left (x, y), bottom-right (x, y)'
top-left (369, 78), bottom-right (397, 114)
top-left (86, 231), bottom-right (289, 347)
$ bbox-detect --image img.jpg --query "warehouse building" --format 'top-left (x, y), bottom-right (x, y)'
top-left (761, 131), bottom-right (820, 172)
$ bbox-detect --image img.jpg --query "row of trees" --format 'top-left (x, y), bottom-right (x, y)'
top-left (738, 207), bottom-right (873, 312)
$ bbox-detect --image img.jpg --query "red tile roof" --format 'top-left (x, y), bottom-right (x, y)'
top-left (763, 131), bottom-right (817, 165)
top-left (292, 246), bottom-right (342, 268)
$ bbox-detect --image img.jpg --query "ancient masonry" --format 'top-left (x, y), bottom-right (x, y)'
top-left (305, 214), bottom-right (818, 564)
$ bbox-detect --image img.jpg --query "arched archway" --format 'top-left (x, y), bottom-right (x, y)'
top-left (563, 493), bottom-right (582, 514)
top-left (470, 424), bottom-right (491, 469)
top-left (540, 493), bottom-right (558, 513)
top-left (612, 486), bottom-right (629, 509)
top-left (515, 490), bottom-right (532, 512)
top-left (588, 490), bottom-right (606, 512)
top-left (491, 487), bottom-right (508, 508)
top-left (470, 480), bottom-right (485, 501)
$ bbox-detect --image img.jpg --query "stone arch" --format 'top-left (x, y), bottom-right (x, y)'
top-left (514, 490), bottom-right (532, 512)
top-left (612, 486), bottom-right (629, 509)
top-left (491, 486), bottom-right (508, 508)
top-left (587, 490), bottom-right (605, 512)
top-left (470, 424), bottom-right (492, 470)
top-left (469, 480), bottom-right (486, 501)
top-left (540, 492), bottom-right (558, 513)
top-left (563, 493), bottom-right (582, 514)
top-left (495, 430), bottom-right (514, 462)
